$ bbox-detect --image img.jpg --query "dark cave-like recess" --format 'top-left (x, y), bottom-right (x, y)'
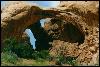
top-left (27, 19), bottom-right (85, 51)
top-left (28, 20), bottom-right (51, 51)
top-left (63, 23), bottom-right (85, 45)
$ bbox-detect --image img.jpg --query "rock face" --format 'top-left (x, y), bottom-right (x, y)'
top-left (58, 1), bottom-right (99, 27)
top-left (21, 32), bottom-right (30, 45)
top-left (43, 1), bottom-right (99, 66)
top-left (1, 1), bottom-right (99, 66)
top-left (1, 1), bottom-right (61, 48)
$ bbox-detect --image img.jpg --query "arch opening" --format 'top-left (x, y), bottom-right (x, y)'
top-left (26, 19), bottom-right (51, 51)
top-left (63, 23), bottom-right (85, 45)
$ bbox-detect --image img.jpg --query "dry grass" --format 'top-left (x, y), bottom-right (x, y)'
top-left (2, 58), bottom-right (50, 66)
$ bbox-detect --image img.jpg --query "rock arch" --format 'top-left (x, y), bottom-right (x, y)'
top-left (1, 1), bottom-right (60, 50)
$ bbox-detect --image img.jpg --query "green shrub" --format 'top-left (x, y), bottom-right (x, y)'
top-left (1, 51), bottom-right (18, 64)
top-left (32, 51), bottom-right (39, 60)
top-left (32, 50), bottom-right (51, 61)
top-left (12, 43), bottom-right (33, 58)
top-left (55, 55), bottom-right (65, 65)
top-left (3, 37), bottom-right (17, 52)
top-left (55, 55), bottom-right (77, 66)
top-left (37, 50), bottom-right (50, 59)
top-left (65, 56), bottom-right (76, 66)
top-left (3, 37), bottom-right (34, 59)
top-left (3, 37), bottom-right (51, 60)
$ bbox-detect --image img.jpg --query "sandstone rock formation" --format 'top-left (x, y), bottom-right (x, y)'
top-left (1, 1), bottom-right (99, 66)
top-left (58, 1), bottom-right (99, 27)
top-left (43, 1), bottom-right (99, 66)
top-left (21, 32), bottom-right (30, 44)
top-left (1, 1), bottom-right (61, 48)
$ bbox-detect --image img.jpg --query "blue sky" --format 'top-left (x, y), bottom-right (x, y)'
top-left (1, 1), bottom-right (60, 49)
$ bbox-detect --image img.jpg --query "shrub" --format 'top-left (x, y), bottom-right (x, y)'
top-left (65, 56), bottom-right (76, 66)
top-left (3, 37), bottom-right (51, 60)
top-left (12, 43), bottom-right (33, 58)
top-left (37, 50), bottom-right (50, 59)
top-left (1, 51), bottom-right (18, 64)
top-left (3, 37), bottom-right (34, 59)
top-left (32, 50), bottom-right (51, 61)
top-left (55, 55), bottom-right (65, 65)
top-left (55, 55), bottom-right (77, 66)
top-left (3, 37), bottom-right (17, 52)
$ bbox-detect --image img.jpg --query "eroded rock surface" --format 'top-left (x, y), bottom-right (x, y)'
top-left (43, 1), bottom-right (99, 66)
top-left (1, 1), bottom-right (99, 66)
top-left (1, 1), bottom-right (61, 46)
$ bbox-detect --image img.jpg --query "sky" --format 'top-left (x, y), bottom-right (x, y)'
top-left (1, 1), bottom-right (60, 49)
